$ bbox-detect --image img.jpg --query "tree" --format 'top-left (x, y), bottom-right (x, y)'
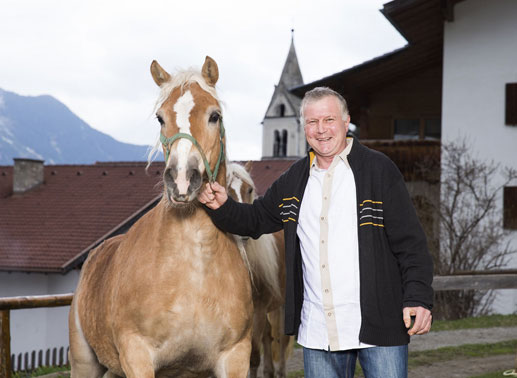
top-left (414, 140), bottom-right (517, 320)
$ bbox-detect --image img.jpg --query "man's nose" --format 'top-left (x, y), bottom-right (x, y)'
top-left (316, 121), bottom-right (326, 133)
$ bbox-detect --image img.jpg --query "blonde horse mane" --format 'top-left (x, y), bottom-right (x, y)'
top-left (227, 163), bottom-right (282, 301)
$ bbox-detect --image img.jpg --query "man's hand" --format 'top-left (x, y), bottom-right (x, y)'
top-left (403, 306), bottom-right (432, 336)
top-left (198, 181), bottom-right (228, 210)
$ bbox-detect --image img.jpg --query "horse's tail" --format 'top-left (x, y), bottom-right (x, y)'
top-left (268, 306), bottom-right (294, 362)
top-left (244, 233), bottom-right (282, 301)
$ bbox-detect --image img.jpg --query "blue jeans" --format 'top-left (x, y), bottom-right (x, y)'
top-left (303, 345), bottom-right (408, 378)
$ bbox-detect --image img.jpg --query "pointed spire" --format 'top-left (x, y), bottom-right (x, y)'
top-left (278, 30), bottom-right (303, 89)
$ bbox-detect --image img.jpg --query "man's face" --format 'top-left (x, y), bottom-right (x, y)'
top-left (303, 96), bottom-right (350, 168)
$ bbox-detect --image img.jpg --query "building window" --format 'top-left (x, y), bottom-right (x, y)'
top-left (393, 118), bottom-right (441, 140)
top-left (506, 83), bottom-right (517, 125)
top-left (273, 130), bottom-right (280, 157)
top-left (278, 104), bottom-right (286, 117)
top-left (394, 119), bottom-right (419, 140)
top-left (503, 186), bottom-right (517, 230)
top-left (281, 129), bottom-right (288, 156)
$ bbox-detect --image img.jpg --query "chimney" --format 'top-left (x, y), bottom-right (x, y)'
top-left (13, 158), bottom-right (45, 193)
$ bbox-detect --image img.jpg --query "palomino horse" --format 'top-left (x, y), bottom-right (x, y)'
top-left (69, 57), bottom-right (253, 378)
top-left (227, 162), bottom-right (293, 378)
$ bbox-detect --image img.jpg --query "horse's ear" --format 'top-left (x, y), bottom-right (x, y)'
top-left (244, 160), bottom-right (253, 173)
top-left (202, 56), bottom-right (219, 87)
top-left (150, 60), bottom-right (171, 87)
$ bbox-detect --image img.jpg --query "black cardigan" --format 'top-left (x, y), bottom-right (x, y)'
top-left (208, 139), bottom-right (433, 346)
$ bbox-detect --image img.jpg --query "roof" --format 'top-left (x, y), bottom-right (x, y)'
top-left (291, 0), bottom-right (455, 102)
top-left (0, 159), bottom-right (296, 273)
top-left (0, 162), bottom-right (164, 273)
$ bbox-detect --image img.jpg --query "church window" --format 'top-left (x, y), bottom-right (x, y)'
top-left (278, 104), bottom-right (286, 117)
top-left (281, 130), bottom-right (288, 156)
top-left (273, 130), bottom-right (281, 157)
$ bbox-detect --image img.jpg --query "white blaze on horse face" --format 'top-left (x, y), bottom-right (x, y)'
top-left (230, 176), bottom-right (243, 203)
top-left (173, 90), bottom-right (195, 195)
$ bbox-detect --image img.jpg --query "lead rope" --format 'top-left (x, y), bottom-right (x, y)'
top-left (160, 121), bottom-right (225, 183)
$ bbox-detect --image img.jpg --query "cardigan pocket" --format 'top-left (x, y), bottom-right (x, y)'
top-left (358, 199), bottom-right (384, 228)
top-left (279, 196), bottom-right (300, 223)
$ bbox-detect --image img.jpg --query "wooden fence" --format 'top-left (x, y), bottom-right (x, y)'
top-left (0, 294), bottom-right (72, 377)
top-left (0, 273), bottom-right (516, 377)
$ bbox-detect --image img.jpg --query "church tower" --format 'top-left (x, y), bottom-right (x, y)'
top-left (261, 34), bottom-right (306, 159)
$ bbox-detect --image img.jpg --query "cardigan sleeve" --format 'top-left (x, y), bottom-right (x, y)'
top-left (382, 166), bottom-right (434, 310)
top-left (204, 176), bottom-right (285, 239)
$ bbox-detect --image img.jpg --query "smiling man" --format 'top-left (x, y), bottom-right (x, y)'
top-left (199, 87), bottom-right (434, 378)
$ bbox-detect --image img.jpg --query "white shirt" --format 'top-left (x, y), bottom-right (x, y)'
top-left (296, 138), bottom-right (375, 351)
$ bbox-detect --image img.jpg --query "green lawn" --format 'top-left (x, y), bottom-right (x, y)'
top-left (431, 314), bottom-right (517, 332)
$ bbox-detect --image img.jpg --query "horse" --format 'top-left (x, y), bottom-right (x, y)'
top-left (69, 57), bottom-right (253, 378)
top-left (227, 162), bottom-right (293, 378)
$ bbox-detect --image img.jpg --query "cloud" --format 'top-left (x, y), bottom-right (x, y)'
top-left (0, 0), bottom-right (405, 160)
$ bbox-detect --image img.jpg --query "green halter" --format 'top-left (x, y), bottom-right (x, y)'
top-left (160, 121), bottom-right (225, 183)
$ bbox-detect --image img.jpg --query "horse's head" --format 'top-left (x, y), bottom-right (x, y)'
top-left (227, 161), bottom-right (256, 205)
top-left (151, 57), bottom-right (226, 208)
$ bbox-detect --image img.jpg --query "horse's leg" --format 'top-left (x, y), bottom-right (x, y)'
top-left (261, 317), bottom-right (275, 378)
top-left (249, 306), bottom-right (268, 378)
top-left (268, 307), bottom-right (292, 378)
top-left (117, 334), bottom-right (155, 378)
top-left (214, 332), bottom-right (252, 378)
top-left (69, 305), bottom-right (106, 378)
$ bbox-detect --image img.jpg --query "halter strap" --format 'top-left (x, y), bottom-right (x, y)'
top-left (160, 121), bottom-right (225, 183)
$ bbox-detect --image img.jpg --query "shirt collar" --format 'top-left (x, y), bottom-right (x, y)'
top-left (309, 137), bottom-right (354, 172)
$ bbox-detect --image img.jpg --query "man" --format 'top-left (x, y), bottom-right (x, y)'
top-left (198, 87), bottom-right (433, 378)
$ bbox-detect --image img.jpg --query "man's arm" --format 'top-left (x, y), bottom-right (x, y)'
top-left (198, 181), bottom-right (283, 238)
top-left (382, 164), bottom-right (434, 335)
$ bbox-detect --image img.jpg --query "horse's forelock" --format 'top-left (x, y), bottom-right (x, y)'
top-left (154, 69), bottom-right (220, 111)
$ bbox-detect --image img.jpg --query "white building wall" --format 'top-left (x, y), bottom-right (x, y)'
top-left (442, 0), bottom-right (517, 313)
top-left (0, 270), bottom-right (80, 358)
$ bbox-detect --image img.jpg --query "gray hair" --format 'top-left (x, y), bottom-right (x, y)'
top-left (299, 87), bottom-right (349, 125)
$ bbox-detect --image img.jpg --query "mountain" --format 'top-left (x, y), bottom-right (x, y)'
top-left (0, 88), bottom-right (150, 165)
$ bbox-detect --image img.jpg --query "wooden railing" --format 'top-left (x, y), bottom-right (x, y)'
top-left (0, 294), bottom-right (73, 377)
top-left (0, 273), bottom-right (516, 377)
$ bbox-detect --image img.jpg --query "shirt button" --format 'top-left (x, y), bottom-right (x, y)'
top-left (328, 312), bottom-right (332, 317)
top-left (322, 264), bottom-right (326, 269)
top-left (324, 196), bottom-right (328, 200)
top-left (321, 216), bottom-right (325, 221)
top-left (325, 289), bottom-right (329, 293)
top-left (321, 239), bottom-right (325, 244)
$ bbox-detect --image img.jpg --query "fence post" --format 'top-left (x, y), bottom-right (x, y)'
top-left (0, 310), bottom-right (11, 378)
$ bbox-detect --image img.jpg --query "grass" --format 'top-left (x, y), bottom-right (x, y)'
top-left (12, 366), bottom-right (69, 378)
top-left (432, 314), bottom-right (517, 332)
top-left (469, 371), bottom-right (517, 378)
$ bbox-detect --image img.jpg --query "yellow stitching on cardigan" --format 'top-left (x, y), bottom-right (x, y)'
top-left (278, 203), bottom-right (284, 208)
top-left (282, 197), bottom-right (300, 202)
top-left (359, 222), bottom-right (384, 227)
top-left (282, 217), bottom-right (297, 223)
top-left (359, 200), bottom-right (383, 207)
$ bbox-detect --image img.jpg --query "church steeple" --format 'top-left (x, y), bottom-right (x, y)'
top-left (278, 30), bottom-right (303, 89)
top-left (261, 33), bottom-right (306, 159)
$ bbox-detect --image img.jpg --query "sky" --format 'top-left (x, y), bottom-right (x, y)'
top-left (0, 0), bottom-right (407, 161)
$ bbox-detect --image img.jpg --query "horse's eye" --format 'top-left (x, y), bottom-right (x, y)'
top-left (248, 188), bottom-right (253, 195)
top-left (156, 115), bottom-right (165, 126)
top-left (209, 112), bottom-right (221, 124)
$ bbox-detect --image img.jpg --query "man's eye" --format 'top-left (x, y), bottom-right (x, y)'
top-left (209, 112), bottom-right (221, 123)
top-left (326, 118), bottom-right (334, 123)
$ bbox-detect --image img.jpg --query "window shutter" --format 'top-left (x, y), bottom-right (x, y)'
top-left (505, 83), bottom-right (517, 126)
top-left (503, 186), bottom-right (517, 230)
